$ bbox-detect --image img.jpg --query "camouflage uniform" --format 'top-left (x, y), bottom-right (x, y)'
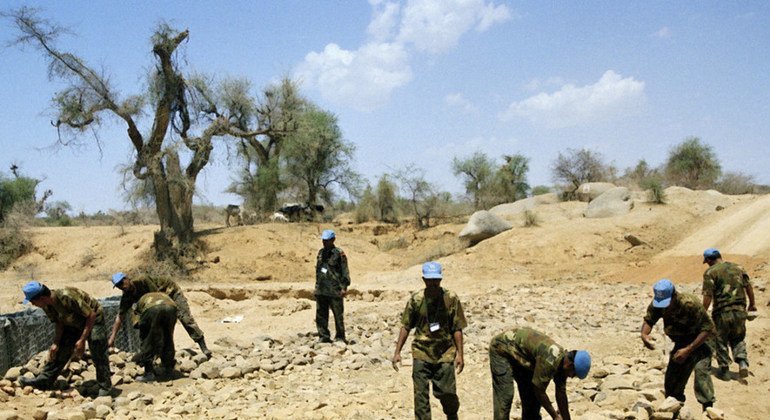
top-left (489, 327), bottom-right (567, 420)
top-left (133, 292), bottom-right (178, 374)
top-left (315, 246), bottom-right (350, 341)
top-left (703, 262), bottom-right (751, 369)
top-left (118, 274), bottom-right (205, 343)
top-left (37, 288), bottom-right (112, 392)
top-left (401, 288), bottom-right (467, 420)
top-left (644, 292), bottom-right (716, 406)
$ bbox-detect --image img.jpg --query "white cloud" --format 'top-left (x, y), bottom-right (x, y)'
top-left (652, 26), bottom-right (671, 39)
top-left (367, 1), bottom-right (401, 41)
top-left (397, 0), bottom-right (512, 54)
top-left (296, 0), bottom-right (511, 111)
top-left (295, 42), bottom-right (413, 112)
top-left (523, 76), bottom-right (565, 92)
top-left (500, 70), bottom-right (646, 128)
top-left (445, 93), bottom-right (478, 114)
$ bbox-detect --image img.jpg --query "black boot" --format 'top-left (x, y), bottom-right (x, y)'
top-left (19, 376), bottom-right (53, 390)
top-left (197, 338), bottom-right (212, 358)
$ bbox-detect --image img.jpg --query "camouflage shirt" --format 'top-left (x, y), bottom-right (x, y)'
top-left (315, 247), bottom-right (350, 297)
top-left (703, 261), bottom-right (751, 314)
top-left (644, 291), bottom-right (716, 345)
top-left (132, 292), bottom-right (177, 327)
top-left (400, 287), bottom-right (467, 363)
top-left (490, 327), bottom-right (566, 391)
top-left (119, 275), bottom-right (181, 315)
top-left (43, 287), bottom-right (104, 329)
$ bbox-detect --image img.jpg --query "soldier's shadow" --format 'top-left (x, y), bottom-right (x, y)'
top-left (711, 370), bottom-right (750, 385)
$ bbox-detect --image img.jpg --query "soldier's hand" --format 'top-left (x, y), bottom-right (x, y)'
top-left (391, 353), bottom-right (401, 372)
top-left (340, 289), bottom-right (348, 298)
top-left (107, 337), bottom-right (115, 349)
top-left (73, 340), bottom-right (86, 359)
top-left (455, 353), bottom-right (464, 374)
top-left (672, 347), bottom-right (690, 363)
top-left (641, 335), bottom-right (655, 350)
top-left (48, 343), bottom-right (59, 361)
top-left (747, 304), bottom-right (757, 312)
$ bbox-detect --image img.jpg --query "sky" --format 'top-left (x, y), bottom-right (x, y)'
top-left (1, 1), bottom-right (769, 214)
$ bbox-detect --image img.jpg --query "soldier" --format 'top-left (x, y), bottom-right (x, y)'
top-left (489, 327), bottom-right (591, 420)
top-left (392, 262), bottom-right (466, 420)
top-left (19, 281), bottom-right (112, 396)
top-left (314, 229), bottom-right (350, 343)
top-left (132, 292), bottom-right (178, 382)
top-left (641, 279), bottom-right (716, 412)
top-left (701, 248), bottom-right (757, 378)
top-left (108, 272), bottom-right (211, 358)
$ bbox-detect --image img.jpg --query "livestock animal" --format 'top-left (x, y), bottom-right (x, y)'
top-left (224, 204), bottom-right (242, 227)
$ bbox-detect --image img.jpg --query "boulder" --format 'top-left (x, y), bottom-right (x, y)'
top-left (576, 182), bottom-right (616, 202)
top-left (584, 187), bottom-right (634, 218)
top-left (489, 193), bottom-right (560, 217)
top-left (458, 210), bottom-right (512, 243)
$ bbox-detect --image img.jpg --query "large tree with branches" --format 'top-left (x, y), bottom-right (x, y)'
top-left (6, 8), bottom-right (297, 262)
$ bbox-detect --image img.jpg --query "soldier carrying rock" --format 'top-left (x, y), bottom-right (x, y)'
top-left (315, 229), bottom-right (351, 343)
top-left (392, 261), bottom-right (466, 420)
top-left (19, 281), bottom-right (113, 397)
top-left (641, 279), bottom-right (716, 412)
top-left (701, 247), bottom-right (757, 379)
top-left (132, 292), bottom-right (178, 382)
top-left (108, 272), bottom-right (211, 358)
top-left (489, 327), bottom-right (591, 420)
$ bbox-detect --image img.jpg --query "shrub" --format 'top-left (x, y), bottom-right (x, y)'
top-left (0, 223), bottom-right (33, 270)
top-left (531, 185), bottom-right (551, 196)
top-left (522, 210), bottom-right (540, 227)
top-left (641, 178), bottom-right (667, 204)
top-left (716, 172), bottom-right (757, 195)
top-left (664, 137), bottom-right (721, 189)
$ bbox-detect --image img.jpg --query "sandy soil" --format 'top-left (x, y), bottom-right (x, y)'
top-left (1, 187), bottom-right (768, 418)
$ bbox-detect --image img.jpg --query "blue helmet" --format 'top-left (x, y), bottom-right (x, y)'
top-left (652, 278), bottom-right (674, 308)
top-left (111, 272), bottom-right (127, 287)
top-left (422, 262), bottom-right (443, 280)
top-left (321, 229), bottom-right (335, 240)
top-left (573, 350), bottom-right (591, 379)
top-left (22, 281), bottom-right (44, 304)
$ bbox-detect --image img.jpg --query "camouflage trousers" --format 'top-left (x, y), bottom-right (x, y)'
top-left (38, 321), bottom-right (112, 391)
top-left (171, 291), bottom-right (205, 343)
top-left (315, 295), bottom-right (345, 341)
top-left (412, 359), bottom-right (459, 420)
top-left (665, 341), bottom-right (714, 406)
top-left (490, 350), bottom-right (543, 420)
top-left (713, 309), bottom-right (748, 368)
top-left (135, 304), bottom-right (177, 372)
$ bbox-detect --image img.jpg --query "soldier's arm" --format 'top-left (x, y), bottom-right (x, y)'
top-left (108, 312), bottom-right (124, 348)
top-left (554, 378), bottom-right (570, 420)
top-left (702, 295), bottom-right (712, 311)
top-left (339, 250), bottom-right (351, 290)
top-left (453, 330), bottom-right (464, 374)
top-left (49, 322), bottom-right (64, 361)
top-left (673, 329), bottom-right (711, 363)
top-left (745, 281), bottom-right (756, 311)
top-left (392, 327), bottom-right (410, 371)
top-left (534, 386), bottom-right (560, 420)
top-left (75, 310), bottom-right (97, 357)
top-left (640, 321), bottom-right (656, 350)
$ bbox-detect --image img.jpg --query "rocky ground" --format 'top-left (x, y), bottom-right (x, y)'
top-left (2, 277), bottom-right (768, 419)
top-left (1, 188), bottom-right (769, 419)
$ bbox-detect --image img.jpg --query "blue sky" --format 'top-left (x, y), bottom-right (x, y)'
top-left (1, 1), bottom-right (768, 214)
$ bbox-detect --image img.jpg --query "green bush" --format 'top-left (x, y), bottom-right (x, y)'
top-left (0, 226), bottom-right (32, 270)
top-left (641, 178), bottom-right (667, 204)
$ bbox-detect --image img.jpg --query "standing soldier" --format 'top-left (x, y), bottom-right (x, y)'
top-left (133, 292), bottom-right (178, 382)
top-left (315, 229), bottom-right (350, 343)
top-left (701, 248), bottom-right (757, 378)
top-left (489, 327), bottom-right (591, 420)
top-left (392, 262), bottom-right (466, 420)
top-left (19, 281), bottom-right (113, 396)
top-left (108, 272), bottom-right (211, 358)
top-left (640, 279), bottom-right (716, 412)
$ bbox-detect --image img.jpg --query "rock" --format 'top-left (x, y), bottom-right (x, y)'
top-left (656, 396), bottom-right (682, 413)
top-left (3, 367), bottom-right (22, 381)
top-left (489, 193), bottom-right (560, 217)
top-left (199, 363), bottom-right (221, 379)
top-left (584, 187), bottom-right (634, 218)
top-left (677, 406), bottom-right (696, 420)
top-left (95, 405), bottom-right (111, 419)
top-left (705, 407), bottom-right (725, 420)
top-left (650, 413), bottom-right (675, 420)
top-left (576, 182), bottom-right (616, 202)
top-left (0, 411), bottom-right (20, 420)
top-left (599, 375), bottom-right (635, 391)
top-left (32, 410), bottom-right (48, 420)
top-left (221, 367), bottom-right (242, 379)
top-left (458, 210), bottom-right (512, 243)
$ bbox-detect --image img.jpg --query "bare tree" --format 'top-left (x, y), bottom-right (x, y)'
top-left (452, 152), bottom-right (495, 210)
top-left (6, 8), bottom-right (294, 262)
top-left (394, 165), bottom-right (441, 229)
